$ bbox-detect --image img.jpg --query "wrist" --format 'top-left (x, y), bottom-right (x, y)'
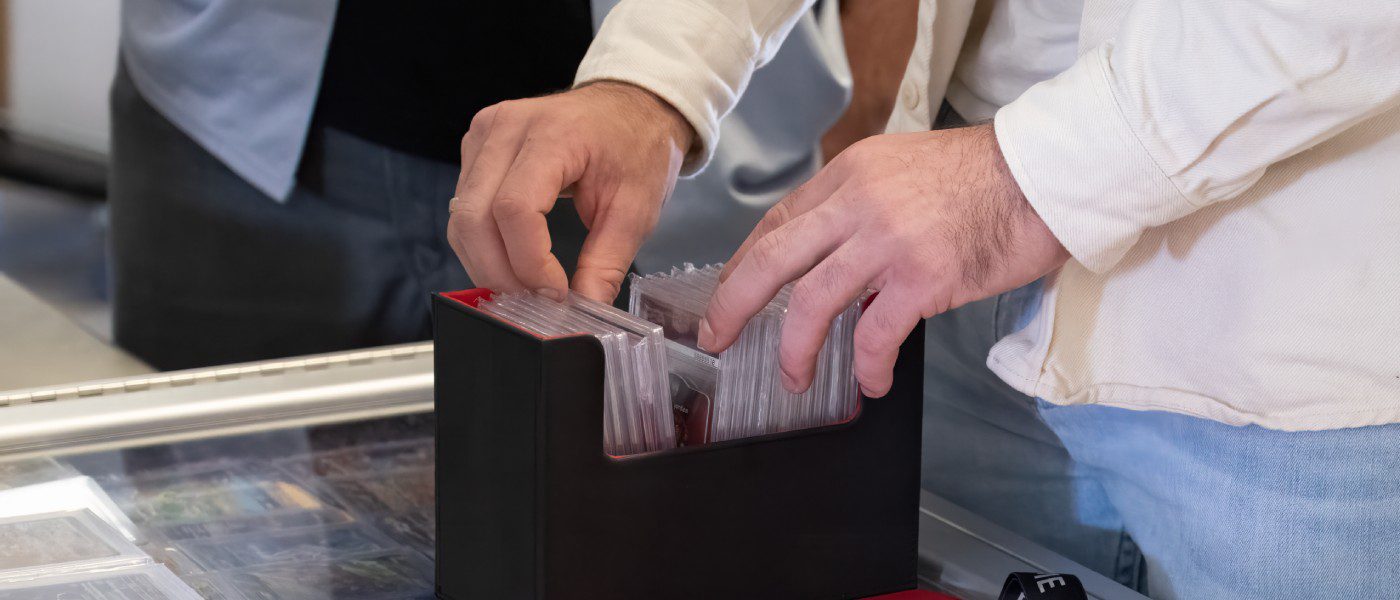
top-left (579, 80), bottom-right (696, 158)
top-left (985, 124), bottom-right (1069, 266)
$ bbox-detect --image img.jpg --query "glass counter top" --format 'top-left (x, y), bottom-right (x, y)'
top-left (2, 415), bottom-right (436, 600)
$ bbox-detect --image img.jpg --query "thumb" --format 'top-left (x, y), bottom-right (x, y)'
top-left (570, 188), bottom-right (656, 303)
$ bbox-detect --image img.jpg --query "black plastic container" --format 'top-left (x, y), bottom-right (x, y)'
top-left (434, 289), bottom-right (925, 599)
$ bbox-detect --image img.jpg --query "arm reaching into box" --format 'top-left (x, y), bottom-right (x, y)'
top-left (698, 124), bottom-right (1068, 398)
top-left (448, 0), bottom-right (814, 303)
top-left (699, 0), bottom-right (1400, 398)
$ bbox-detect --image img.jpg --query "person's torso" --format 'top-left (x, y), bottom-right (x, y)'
top-left (118, 0), bottom-right (593, 198)
top-left (945, 0), bottom-right (1083, 122)
top-left (311, 0), bottom-right (594, 166)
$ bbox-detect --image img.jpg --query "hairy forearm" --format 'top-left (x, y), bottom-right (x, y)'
top-left (946, 124), bottom-right (1066, 289)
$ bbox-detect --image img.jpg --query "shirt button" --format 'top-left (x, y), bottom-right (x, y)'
top-left (901, 80), bottom-right (923, 110)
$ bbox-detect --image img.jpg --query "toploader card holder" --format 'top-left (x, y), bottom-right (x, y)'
top-left (433, 289), bottom-right (925, 599)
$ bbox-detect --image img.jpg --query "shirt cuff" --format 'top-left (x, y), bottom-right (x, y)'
top-left (993, 46), bottom-right (1190, 273)
top-left (575, 0), bottom-right (755, 176)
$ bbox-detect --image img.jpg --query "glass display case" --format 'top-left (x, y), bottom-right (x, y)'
top-left (0, 339), bottom-right (1145, 600)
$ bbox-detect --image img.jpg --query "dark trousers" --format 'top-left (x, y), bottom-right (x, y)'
top-left (109, 66), bottom-right (585, 369)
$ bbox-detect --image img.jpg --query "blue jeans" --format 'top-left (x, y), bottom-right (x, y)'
top-left (921, 284), bottom-right (1400, 599)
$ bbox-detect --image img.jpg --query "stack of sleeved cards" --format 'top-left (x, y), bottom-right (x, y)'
top-left (171, 523), bottom-right (400, 572)
top-left (630, 263), bottom-right (863, 443)
top-left (0, 510), bottom-right (150, 583)
top-left (0, 459), bottom-right (77, 492)
top-left (0, 477), bottom-right (143, 544)
top-left (99, 460), bottom-right (319, 504)
top-left (192, 551), bottom-right (432, 600)
top-left (477, 292), bottom-right (677, 455)
top-left (477, 262), bottom-right (861, 453)
top-left (0, 564), bottom-right (200, 600)
top-left (0, 509), bottom-right (198, 600)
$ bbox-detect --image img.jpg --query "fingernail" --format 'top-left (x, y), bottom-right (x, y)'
top-left (781, 370), bottom-right (801, 394)
top-left (697, 319), bottom-right (715, 352)
top-left (536, 287), bottom-right (564, 302)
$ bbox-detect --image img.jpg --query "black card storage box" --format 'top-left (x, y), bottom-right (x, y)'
top-left (433, 289), bottom-right (925, 599)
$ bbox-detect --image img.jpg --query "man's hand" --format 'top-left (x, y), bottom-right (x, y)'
top-left (448, 82), bottom-right (695, 302)
top-left (697, 124), bottom-right (1069, 397)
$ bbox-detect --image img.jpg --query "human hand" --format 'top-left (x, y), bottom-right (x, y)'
top-left (448, 82), bottom-right (695, 302)
top-left (697, 124), bottom-right (1069, 397)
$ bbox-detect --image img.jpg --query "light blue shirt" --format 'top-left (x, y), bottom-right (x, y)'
top-left (121, 0), bottom-right (337, 200)
top-left (120, 0), bottom-right (849, 269)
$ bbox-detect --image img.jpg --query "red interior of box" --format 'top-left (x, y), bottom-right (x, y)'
top-left (443, 288), bottom-right (495, 308)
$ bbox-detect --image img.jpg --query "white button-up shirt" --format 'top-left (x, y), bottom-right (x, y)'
top-left (577, 0), bottom-right (1400, 430)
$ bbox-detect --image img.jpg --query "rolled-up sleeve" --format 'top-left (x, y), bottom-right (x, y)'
top-left (995, 0), bottom-right (1400, 273)
top-left (575, 0), bottom-right (814, 174)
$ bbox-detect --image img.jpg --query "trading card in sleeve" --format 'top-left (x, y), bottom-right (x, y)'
top-left (277, 441), bottom-right (434, 479)
top-left (635, 293), bottom-right (703, 348)
top-left (0, 564), bottom-right (200, 600)
top-left (670, 372), bottom-right (714, 446)
top-left (156, 509), bottom-right (354, 542)
top-left (0, 510), bottom-right (145, 577)
top-left (175, 524), bottom-right (398, 572)
top-left (127, 463), bottom-right (258, 491)
top-left (221, 551), bottom-right (432, 600)
top-left (113, 463), bottom-right (304, 506)
top-left (140, 544), bottom-right (201, 579)
top-left (319, 479), bottom-right (399, 515)
top-left (125, 482), bottom-right (325, 525)
top-left (320, 474), bottom-right (423, 515)
top-left (180, 574), bottom-right (245, 600)
top-left (0, 477), bottom-right (144, 545)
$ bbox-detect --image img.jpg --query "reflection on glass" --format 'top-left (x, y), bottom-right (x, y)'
top-left (0, 415), bottom-right (436, 599)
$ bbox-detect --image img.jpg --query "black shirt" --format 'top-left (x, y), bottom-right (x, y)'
top-left (310, 0), bottom-right (594, 165)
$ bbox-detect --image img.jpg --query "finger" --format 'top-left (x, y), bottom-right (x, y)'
top-left (852, 284), bottom-right (922, 398)
top-left (447, 109), bottom-right (493, 278)
top-left (450, 111), bottom-right (529, 292)
top-left (700, 202), bottom-right (851, 353)
top-left (446, 198), bottom-right (477, 274)
top-left (719, 167), bottom-right (845, 282)
top-left (457, 104), bottom-right (498, 181)
top-left (448, 208), bottom-right (526, 292)
top-left (493, 143), bottom-right (578, 297)
top-left (776, 241), bottom-right (880, 393)
top-left (571, 185), bottom-right (653, 303)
